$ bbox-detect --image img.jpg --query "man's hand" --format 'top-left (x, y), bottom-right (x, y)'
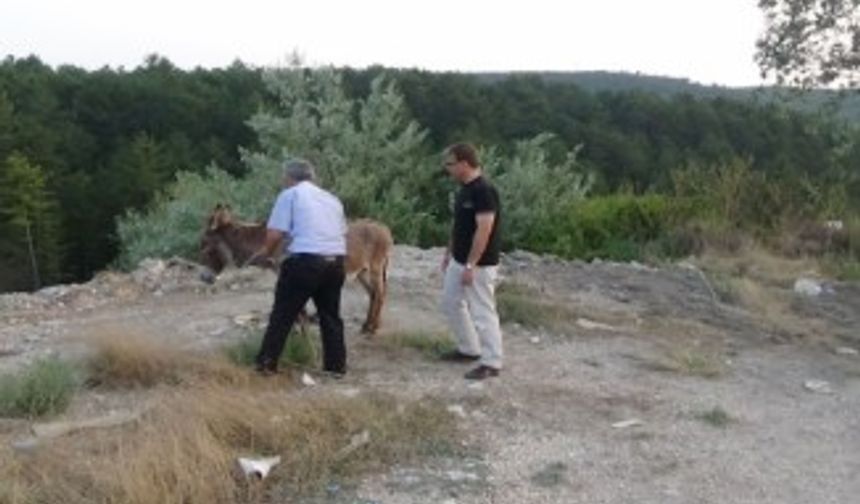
top-left (440, 252), bottom-right (451, 273)
top-left (241, 253), bottom-right (261, 268)
top-left (245, 253), bottom-right (275, 269)
top-left (461, 266), bottom-right (475, 286)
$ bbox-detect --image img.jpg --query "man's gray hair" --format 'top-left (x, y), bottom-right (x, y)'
top-left (283, 159), bottom-right (316, 182)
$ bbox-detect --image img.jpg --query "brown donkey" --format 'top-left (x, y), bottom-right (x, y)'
top-left (198, 204), bottom-right (393, 334)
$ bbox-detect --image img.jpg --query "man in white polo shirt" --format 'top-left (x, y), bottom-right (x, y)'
top-left (250, 159), bottom-right (349, 376)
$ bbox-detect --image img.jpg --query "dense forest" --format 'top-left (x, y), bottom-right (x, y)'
top-left (1, 55), bottom-right (858, 292)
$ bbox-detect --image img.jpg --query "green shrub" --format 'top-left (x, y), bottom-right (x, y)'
top-left (224, 328), bottom-right (317, 369)
top-left (0, 357), bottom-right (79, 418)
top-left (485, 134), bottom-right (593, 251)
top-left (523, 193), bottom-right (679, 261)
top-left (695, 406), bottom-right (733, 428)
top-left (496, 281), bottom-right (573, 328)
top-left (380, 330), bottom-right (456, 358)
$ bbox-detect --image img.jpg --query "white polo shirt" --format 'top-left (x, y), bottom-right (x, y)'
top-left (267, 181), bottom-right (347, 255)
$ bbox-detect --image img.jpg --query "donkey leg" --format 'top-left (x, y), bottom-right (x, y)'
top-left (357, 269), bottom-right (375, 334)
top-left (364, 266), bottom-right (386, 335)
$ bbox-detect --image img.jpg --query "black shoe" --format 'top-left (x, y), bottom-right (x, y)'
top-left (439, 350), bottom-right (481, 363)
top-left (255, 359), bottom-right (278, 376)
top-left (464, 365), bottom-right (500, 380)
top-left (323, 367), bottom-right (347, 380)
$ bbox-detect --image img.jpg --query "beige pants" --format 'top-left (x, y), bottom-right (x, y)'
top-left (441, 261), bottom-right (503, 369)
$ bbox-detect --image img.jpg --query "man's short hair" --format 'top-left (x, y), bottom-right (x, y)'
top-left (446, 143), bottom-right (480, 168)
top-left (283, 159), bottom-right (316, 182)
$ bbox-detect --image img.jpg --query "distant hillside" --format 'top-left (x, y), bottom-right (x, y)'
top-left (474, 71), bottom-right (860, 123)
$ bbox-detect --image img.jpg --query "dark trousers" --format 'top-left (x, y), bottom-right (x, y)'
top-left (256, 254), bottom-right (346, 373)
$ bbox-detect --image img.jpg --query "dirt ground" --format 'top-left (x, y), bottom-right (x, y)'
top-left (1, 246), bottom-right (858, 504)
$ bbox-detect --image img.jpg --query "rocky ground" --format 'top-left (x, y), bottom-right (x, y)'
top-left (1, 246), bottom-right (859, 503)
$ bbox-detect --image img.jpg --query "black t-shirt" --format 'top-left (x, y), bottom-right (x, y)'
top-left (452, 176), bottom-right (501, 266)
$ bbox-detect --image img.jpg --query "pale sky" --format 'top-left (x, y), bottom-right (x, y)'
top-left (1, 0), bottom-right (767, 87)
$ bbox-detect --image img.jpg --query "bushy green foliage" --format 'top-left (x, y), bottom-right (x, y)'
top-left (670, 157), bottom-right (857, 231)
top-left (107, 65), bottom-right (860, 271)
top-left (117, 66), bottom-right (449, 266)
top-left (521, 193), bottom-right (679, 261)
top-left (484, 133), bottom-right (593, 250)
top-left (821, 216), bottom-right (860, 279)
top-left (116, 163), bottom-right (281, 269)
top-left (0, 357), bottom-right (79, 418)
top-left (247, 67), bottom-right (448, 245)
top-left (5, 56), bottom-right (860, 287)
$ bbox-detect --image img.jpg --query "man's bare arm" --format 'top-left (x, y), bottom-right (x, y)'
top-left (466, 212), bottom-right (495, 267)
top-left (245, 229), bottom-right (283, 266)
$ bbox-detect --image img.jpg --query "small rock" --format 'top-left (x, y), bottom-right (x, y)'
top-left (576, 318), bottom-right (617, 331)
top-left (301, 373), bottom-right (316, 387)
top-left (11, 436), bottom-right (40, 453)
top-left (237, 456), bottom-right (281, 479)
top-left (466, 382), bottom-right (484, 391)
top-left (0, 346), bottom-right (22, 357)
top-left (612, 419), bottom-right (644, 429)
top-left (32, 410), bottom-right (140, 439)
top-left (233, 313), bottom-right (260, 327)
top-left (336, 387), bottom-right (361, 398)
top-left (835, 347), bottom-right (858, 356)
top-left (447, 404), bottom-right (467, 418)
top-left (529, 336), bottom-right (541, 344)
top-left (794, 278), bottom-right (823, 297)
top-left (336, 430), bottom-right (371, 459)
top-left (804, 380), bottom-right (833, 394)
top-left (446, 470), bottom-right (479, 482)
top-left (825, 220), bottom-right (844, 231)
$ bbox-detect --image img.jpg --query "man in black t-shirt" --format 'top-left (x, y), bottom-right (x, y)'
top-left (439, 143), bottom-right (503, 380)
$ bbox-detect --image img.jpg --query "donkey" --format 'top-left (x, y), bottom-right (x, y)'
top-left (198, 204), bottom-right (393, 335)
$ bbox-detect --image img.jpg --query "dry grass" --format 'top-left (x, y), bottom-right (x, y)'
top-left (496, 281), bottom-right (575, 329)
top-left (820, 255), bottom-right (860, 280)
top-left (86, 328), bottom-right (254, 389)
top-left (0, 387), bottom-right (458, 504)
top-left (693, 247), bottom-right (834, 342)
top-left (643, 346), bottom-right (725, 379)
top-left (696, 246), bottom-right (819, 291)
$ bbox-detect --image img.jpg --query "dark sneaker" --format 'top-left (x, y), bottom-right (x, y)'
top-left (464, 365), bottom-right (500, 380)
top-left (439, 350), bottom-right (481, 363)
top-left (255, 359), bottom-right (278, 376)
top-left (323, 368), bottom-right (347, 380)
